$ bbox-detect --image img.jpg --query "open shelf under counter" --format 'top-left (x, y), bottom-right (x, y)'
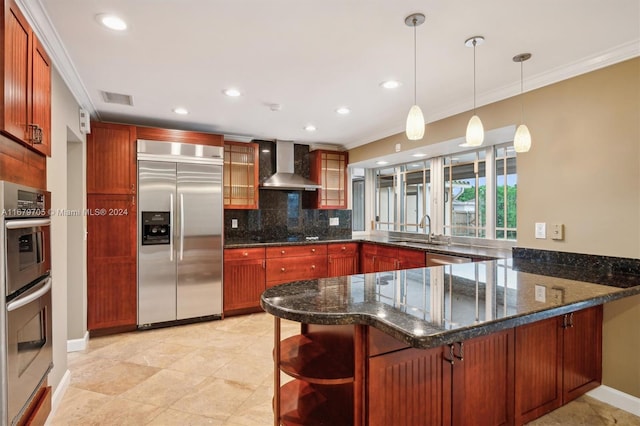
top-left (279, 379), bottom-right (353, 426)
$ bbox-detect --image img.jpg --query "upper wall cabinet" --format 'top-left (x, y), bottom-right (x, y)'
top-left (87, 122), bottom-right (137, 195)
top-left (1, 0), bottom-right (51, 156)
top-left (224, 141), bottom-right (259, 209)
top-left (310, 150), bottom-right (348, 209)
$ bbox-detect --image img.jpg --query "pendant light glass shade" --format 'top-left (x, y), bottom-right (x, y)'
top-left (406, 105), bottom-right (425, 140)
top-left (514, 124), bottom-right (531, 152)
top-left (465, 114), bottom-right (484, 147)
top-left (405, 13), bottom-right (426, 141)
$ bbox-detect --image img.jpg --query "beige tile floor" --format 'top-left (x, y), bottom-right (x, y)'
top-left (50, 313), bottom-right (640, 425)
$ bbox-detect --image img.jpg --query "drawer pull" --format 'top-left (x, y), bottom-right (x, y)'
top-left (281, 250), bottom-right (285, 254)
top-left (281, 267), bottom-right (286, 272)
top-left (341, 246), bottom-right (346, 250)
top-left (243, 252), bottom-right (248, 256)
top-left (311, 265), bottom-right (316, 269)
top-left (311, 248), bottom-right (316, 253)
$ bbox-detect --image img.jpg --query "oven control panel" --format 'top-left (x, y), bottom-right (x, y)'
top-left (17, 189), bottom-right (45, 211)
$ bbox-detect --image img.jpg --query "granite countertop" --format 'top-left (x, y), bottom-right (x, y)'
top-left (224, 235), bottom-right (509, 260)
top-left (260, 259), bottom-right (640, 349)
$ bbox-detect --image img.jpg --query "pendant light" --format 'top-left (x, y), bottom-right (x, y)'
top-left (405, 13), bottom-right (426, 141)
top-left (513, 53), bottom-right (532, 153)
top-left (464, 36), bottom-right (485, 147)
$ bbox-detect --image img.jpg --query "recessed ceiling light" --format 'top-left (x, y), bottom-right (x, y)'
top-left (336, 107), bottom-right (351, 115)
top-left (96, 14), bottom-right (127, 31)
top-left (304, 124), bottom-right (317, 132)
top-left (223, 88), bottom-right (241, 97)
top-left (173, 107), bottom-right (188, 115)
top-left (380, 80), bottom-right (401, 89)
top-left (412, 153), bottom-right (427, 158)
top-left (376, 160), bottom-right (389, 165)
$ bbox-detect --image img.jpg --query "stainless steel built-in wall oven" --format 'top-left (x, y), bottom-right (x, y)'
top-left (0, 181), bottom-right (52, 426)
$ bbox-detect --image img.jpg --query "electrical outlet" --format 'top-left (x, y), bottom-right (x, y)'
top-left (329, 217), bottom-right (339, 226)
top-left (395, 143), bottom-right (401, 152)
top-left (535, 222), bottom-right (546, 239)
top-left (534, 285), bottom-right (546, 302)
top-left (231, 218), bottom-right (238, 229)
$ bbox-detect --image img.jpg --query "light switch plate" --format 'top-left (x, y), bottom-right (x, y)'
top-left (535, 222), bottom-right (546, 239)
top-left (329, 217), bottom-right (339, 226)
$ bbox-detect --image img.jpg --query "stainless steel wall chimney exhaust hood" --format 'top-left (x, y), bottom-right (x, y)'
top-left (261, 140), bottom-right (321, 191)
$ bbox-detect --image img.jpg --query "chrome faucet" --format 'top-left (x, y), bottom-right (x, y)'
top-left (419, 214), bottom-right (432, 243)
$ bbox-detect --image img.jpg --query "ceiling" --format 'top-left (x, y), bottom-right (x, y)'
top-left (22, 0), bottom-right (640, 150)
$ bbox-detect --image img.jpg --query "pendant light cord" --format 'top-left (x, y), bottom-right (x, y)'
top-left (473, 39), bottom-right (477, 114)
top-left (520, 60), bottom-right (525, 124)
top-left (413, 19), bottom-right (417, 105)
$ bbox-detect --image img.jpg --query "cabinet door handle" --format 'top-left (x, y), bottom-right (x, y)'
top-left (444, 344), bottom-right (456, 365)
top-left (28, 124), bottom-right (43, 144)
top-left (568, 312), bottom-right (574, 328)
top-left (453, 342), bottom-right (464, 361)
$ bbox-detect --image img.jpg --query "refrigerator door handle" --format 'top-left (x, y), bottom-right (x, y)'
top-left (179, 193), bottom-right (185, 261)
top-left (169, 193), bottom-right (174, 261)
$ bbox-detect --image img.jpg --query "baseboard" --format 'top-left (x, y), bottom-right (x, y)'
top-left (587, 385), bottom-right (640, 417)
top-left (66, 331), bottom-right (89, 352)
top-left (45, 369), bottom-right (70, 425)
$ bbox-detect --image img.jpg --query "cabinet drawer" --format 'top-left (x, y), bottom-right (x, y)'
top-left (266, 244), bottom-right (327, 258)
top-left (224, 247), bottom-right (265, 261)
top-left (397, 248), bottom-right (426, 266)
top-left (266, 256), bottom-right (327, 285)
top-left (327, 242), bottom-right (359, 255)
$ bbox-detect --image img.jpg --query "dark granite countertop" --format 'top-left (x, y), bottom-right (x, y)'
top-left (260, 259), bottom-right (640, 349)
top-left (224, 235), bottom-right (509, 260)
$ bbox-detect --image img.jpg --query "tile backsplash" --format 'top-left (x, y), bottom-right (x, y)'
top-left (224, 189), bottom-right (352, 243)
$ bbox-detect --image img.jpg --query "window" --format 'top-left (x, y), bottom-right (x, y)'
top-left (443, 151), bottom-right (486, 238)
top-left (372, 143), bottom-right (516, 241)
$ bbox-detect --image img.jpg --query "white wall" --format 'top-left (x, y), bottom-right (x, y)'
top-left (46, 67), bottom-right (86, 392)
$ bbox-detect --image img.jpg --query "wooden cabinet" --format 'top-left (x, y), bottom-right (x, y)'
top-left (1, 0), bottom-right (51, 155)
top-left (514, 305), bottom-right (602, 424)
top-left (223, 247), bottom-right (266, 315)
top-left (368, 346), bottom-right (447, 426)
top-left (309, 150), bottom-right (348, 209)
top-left (327, 243), bottom-right (359, 277)
top-left (224, 141), bottom-right (259, 209)
top-left (87, 194), bottom-right (137, 332)
top-left (275, 322), bottom-right (356, 425)
top-left (17, 381), bottom-right (51, 426)
top-left (360, 243), bottom-right (425, 273)
top-left (449, 330), bottom-right (515, 426)
top-left (266, 245), bottom-right (328, 286)
top-left (86, 122), bottom-right (137, 333)
top-left (87, 122), bottom-right (137, 194)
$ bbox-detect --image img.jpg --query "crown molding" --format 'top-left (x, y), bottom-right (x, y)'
top-left (15, 0), bottom-right (99, 120)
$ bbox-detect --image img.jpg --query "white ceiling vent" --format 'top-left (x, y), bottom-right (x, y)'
top-left (101, 91), bottom-right (134, 106)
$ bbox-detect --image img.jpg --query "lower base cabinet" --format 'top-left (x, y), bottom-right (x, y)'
top-left (272, 306), bottom-right (602, 426)
top-left (514, 305), bottom-right (602, 424)
top-left (223, 248), bottom-right (266, 316)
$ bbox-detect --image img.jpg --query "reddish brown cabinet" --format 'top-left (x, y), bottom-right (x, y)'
top-left (87, 194), bottom-right (137, 331)
top-left (87, 122), bottom-right (137, 194)
top-left (1, 0), bottom-right (51, 155)
top-left (327, 243), bottom-right (359, 277)
top-left (223, 247), bottom-right (266, 315)
top-left (224, 141), bottom-right (259, 209)
top-left (86, 122), bottom-right (137, 333)
top-left (309, 150), bottom-right (348, 209)
top-left (266, 245), bottom-right (328, 287)
top-left (515, 306), bottom-right (603, 424)
top-left (360, 243), bottom-right (425, 273)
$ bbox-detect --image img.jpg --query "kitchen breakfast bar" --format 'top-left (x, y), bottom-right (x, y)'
top-left (261, 258), bottom-right (640, 426)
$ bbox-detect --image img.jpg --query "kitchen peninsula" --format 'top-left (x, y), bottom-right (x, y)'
top-left (261, 258), bottom-right (640, 426)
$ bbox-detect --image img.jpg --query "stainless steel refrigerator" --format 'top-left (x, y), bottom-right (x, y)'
top-left (137, 140), bottom-right (223, 327)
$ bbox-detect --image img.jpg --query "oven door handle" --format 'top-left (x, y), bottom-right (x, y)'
top-left (5, 218), bottom-right (51, 229)
top-left (7, 277), bottom-right (52, 312)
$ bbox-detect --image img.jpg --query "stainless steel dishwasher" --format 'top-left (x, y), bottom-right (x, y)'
top-left (426, 252), bottom-right (472, 266)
